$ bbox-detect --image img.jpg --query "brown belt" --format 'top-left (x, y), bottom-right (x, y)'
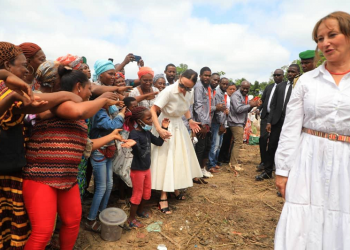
top-left (302, 127), bottom-right (350, 142)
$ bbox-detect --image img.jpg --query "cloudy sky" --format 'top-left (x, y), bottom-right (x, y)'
top-left (1, 0), bottom-right (349, 82)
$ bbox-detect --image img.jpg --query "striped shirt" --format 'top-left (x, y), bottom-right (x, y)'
top-left (23, 118), bottom-right (88, 190)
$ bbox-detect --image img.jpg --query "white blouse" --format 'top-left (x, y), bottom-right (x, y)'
top-left (275, 63), bottom-right (350, 177)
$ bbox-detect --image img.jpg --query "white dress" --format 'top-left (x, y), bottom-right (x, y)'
top-left (274, 63), bottom-right (350, 249)
top-left (151, 82), bottom-right (203, 192)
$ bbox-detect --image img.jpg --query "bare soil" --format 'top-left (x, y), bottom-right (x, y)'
top-left (58, 144), bottom-right (284, 250)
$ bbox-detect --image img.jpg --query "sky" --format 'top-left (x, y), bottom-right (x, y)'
top-left (1, 0), bottom-right (349, 83)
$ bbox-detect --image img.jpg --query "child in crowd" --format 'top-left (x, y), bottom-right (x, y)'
top-left (112, 97), bottom-right (138, 202)
top-left (125, 106), bottom-right (169, 228)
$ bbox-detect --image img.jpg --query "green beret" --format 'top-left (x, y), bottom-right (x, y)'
top-left (299, 50), bottom-right (315, 60)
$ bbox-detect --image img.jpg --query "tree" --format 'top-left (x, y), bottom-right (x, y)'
top-left (176, 63), bottom-right (188, 75)
top-left (217, 71), bottom-right (226, 76)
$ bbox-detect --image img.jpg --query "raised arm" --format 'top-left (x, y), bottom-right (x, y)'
top-left (51, 98), bottom-right (115, 120)
top-left (16, 91), bottom-right (83, 114)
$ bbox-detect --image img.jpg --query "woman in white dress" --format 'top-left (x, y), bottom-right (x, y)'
top-left (150, 69), bottom-right (202, 214)
top-left (274, 11), bottom-right (350, 249)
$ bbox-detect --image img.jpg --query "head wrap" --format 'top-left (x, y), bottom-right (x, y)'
top-left (153, 74), bottom-right (165, 83)
top-left (35, 60), bottom-right (59, 88)
top-left (137, 67), bottom-right (154, 80)
top-left (0, 42), bottom-right (23, 67)
top-left (56, 54), bottom-right (83, 70)
top-left (115, 72), bottom-right (125, 79)
top-left (299, 50), bottom-right (315, 60)
top-left (18, 42), bottom-right (41, 59)
top-left (93, 60), bottom-right (115, 82)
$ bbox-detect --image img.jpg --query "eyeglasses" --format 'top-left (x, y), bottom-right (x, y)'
top-left (179, 81), bottom-right (193, 92)
top-left (273, 74), bottom-right (283, 77)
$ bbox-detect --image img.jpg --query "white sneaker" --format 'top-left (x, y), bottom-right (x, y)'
top-left (202, 168), bottom-right (213, 178)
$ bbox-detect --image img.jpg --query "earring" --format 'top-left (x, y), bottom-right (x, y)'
top-left (28, 65), bottom-right (35, 75)
top-left (78, 89), bottom-right (81, 93)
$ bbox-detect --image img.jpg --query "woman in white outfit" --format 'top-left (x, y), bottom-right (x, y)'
top-left (150, 69), bottom-right (202, 214)
top-left (274, 11), bottom-right (350, 249)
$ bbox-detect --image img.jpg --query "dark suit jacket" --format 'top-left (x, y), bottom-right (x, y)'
top-left (258, 83), bottom-right (275, 119)
top-left (267, 81), bottom-right (290, 125)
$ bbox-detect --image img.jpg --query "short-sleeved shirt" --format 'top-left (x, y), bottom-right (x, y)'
top-left (154, 81), bottom-right (194, 117)
top-left (129, 86), bottom-right (159, 109)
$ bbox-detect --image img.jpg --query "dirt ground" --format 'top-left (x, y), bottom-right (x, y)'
top-left (67, 144), bottom-right (284, 250)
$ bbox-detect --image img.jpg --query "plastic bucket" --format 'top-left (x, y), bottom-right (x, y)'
top-left (99, 207), bottom-right (127, 241)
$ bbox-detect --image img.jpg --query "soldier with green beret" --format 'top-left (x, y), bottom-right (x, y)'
top-left (299, 50), bottom-right (315, 73)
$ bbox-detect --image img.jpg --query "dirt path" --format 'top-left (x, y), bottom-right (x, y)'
top-left (73, 144), bottom-right (284, 250)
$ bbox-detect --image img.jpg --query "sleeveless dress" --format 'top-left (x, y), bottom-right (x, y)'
top-left (151, 82), bottom-right (202, 192)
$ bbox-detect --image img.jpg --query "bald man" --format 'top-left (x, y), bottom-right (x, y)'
top-left (228, 81), bottom-right (260, 169)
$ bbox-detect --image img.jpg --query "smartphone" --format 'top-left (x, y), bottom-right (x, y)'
top-left (133, 55), bottom-right (141, 62)
top-left (108, 58), bottom-right (114, 62)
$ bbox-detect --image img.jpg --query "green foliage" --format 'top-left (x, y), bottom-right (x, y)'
top-left (316, 51), bottom-right (326, 67)
top-left (217, 71), bottom-right (226, 76)
top-left (176, 63), bottom-right (188, 75)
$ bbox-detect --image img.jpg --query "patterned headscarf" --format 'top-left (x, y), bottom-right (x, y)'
top-left (56, 54), bottom-right (83, 70)
top-left (0, 42), bottom-right (23, 67)
top-left (137, 67), bottom-right (154, 80)
top-left (18, 42), bottom-right (42, 59)
top-left (93, 60), bottom-right (115, 82)
top-left (35, 60), bottom-right (59, 88)
top-left (115, 72), bottom-right (125, 79)
top-left (153, 74), bottom-right (165, 83)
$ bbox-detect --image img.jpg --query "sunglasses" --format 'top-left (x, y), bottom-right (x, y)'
top-left (179, 81), bottom-right (193, 92)
top-left (273, 74), bottom-right (283, 77)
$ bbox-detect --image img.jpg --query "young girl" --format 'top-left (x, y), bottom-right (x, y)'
top-left (125, 106), bottom-right (169, 228)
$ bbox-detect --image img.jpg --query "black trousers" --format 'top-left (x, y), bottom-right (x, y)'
top-left (218, 128), bottom-right (233, 163)
top-left (259, 115), bottom-right (269, 164)
top-left (195, 132), bottom-right (212, 167)
top-left (264, 118), bottom-right (284, 175)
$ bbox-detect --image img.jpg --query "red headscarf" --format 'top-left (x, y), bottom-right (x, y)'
top-left (137, 67), bottom-right (154, 80)
top-left (56, 54), bottom-right (83, 70)
top-left (19, 42), bottom-right (41, 59)
top-left (115, 72), bottom-right (125, 79)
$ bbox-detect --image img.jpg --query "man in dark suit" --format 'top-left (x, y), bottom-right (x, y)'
top-left (255, 64), bottom-right (300, 181)
top-left (256, 69), bottom-right (284, 172)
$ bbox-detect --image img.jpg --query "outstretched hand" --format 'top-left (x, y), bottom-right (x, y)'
top-left (110, 129), bottom-right (124, 141)
top-left (161, 118), bottom-right (170, 128)
top-left (5, 75), bottom-right (34, 101)
top-left (189, 119), bottom-right (201, 134)
top-left (121, 139), bottom-right (136, 148)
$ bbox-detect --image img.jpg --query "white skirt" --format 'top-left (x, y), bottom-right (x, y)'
top-left (274, 133), bottom-right (350, 249)
top-left (151, 113), bottom-right (203, 192)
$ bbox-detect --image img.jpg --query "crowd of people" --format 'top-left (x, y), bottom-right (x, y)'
top-left (0, 10), bottom-right (350, 250)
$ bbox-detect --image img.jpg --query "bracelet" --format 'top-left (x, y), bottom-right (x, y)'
top-left (187, 118), bottom-right (192, 122)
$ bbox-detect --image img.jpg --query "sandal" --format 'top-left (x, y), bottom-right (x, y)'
top-left (199, 178), bottom-right (208, 184)
top-left (158, 199), bottom-right (172, 214)
top-left (173, 192), bottom-right (186, 200)
top-left (193, 178), bottom-right (202, 184)
top-left (137, 210), bottom-right (150, 218)
top-left (128, 219), bottom-right (145, 228)
top-left (84, 220), bottom-right (101, 233)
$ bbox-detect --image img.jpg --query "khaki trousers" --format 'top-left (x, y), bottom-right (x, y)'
top-left (229, 126), bottom-right (243, 165)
